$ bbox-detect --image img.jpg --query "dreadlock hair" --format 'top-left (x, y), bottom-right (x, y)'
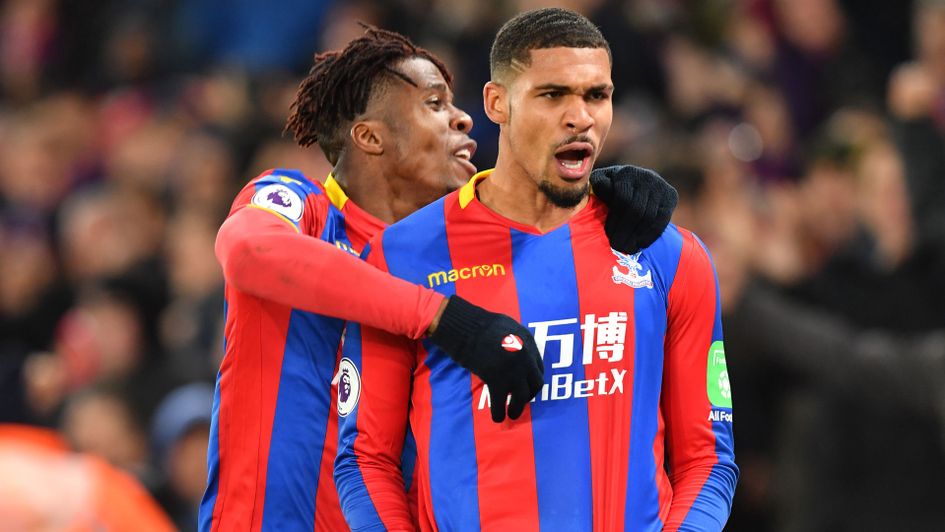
top-left (285, 26), bottom-right (452, 166)
top-left (489, 8), bottom-right (611, 83)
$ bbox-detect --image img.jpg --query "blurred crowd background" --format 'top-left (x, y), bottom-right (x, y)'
top-left (1, 0), bottom-right (943, 530)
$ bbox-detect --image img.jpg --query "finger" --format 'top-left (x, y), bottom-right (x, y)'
top-left (657, 185), bottom-right (679, 221)
top-left (609, 189), bottom-right (648, 252)
top-left (622, 175), bottom-right (650, 222)
top-left (522, 339), bottom-right (545, 391)
top-left (601, 178), bottom-right (632, 248)
top-left (489, 386), bottom-right (508, 423)
top-left (526, 363), bottom-right (544, 400)
top-left (638, 183), bottom-right (675, 246)
top-left (507, 379), bottom-right (533, 420)
top-left (643, 189), bottom-right (661, 228)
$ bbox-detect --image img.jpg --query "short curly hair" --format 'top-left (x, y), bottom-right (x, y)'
top-left (489, 8), bottom-right (611, 82)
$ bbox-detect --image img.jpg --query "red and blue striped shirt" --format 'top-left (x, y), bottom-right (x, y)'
top-left (200, 168), bottom-right (412, 532)
top-left (336, 170), bottom-right (738, 531)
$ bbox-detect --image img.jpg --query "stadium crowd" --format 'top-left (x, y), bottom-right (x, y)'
top-left (0, 0), bottom-right (943, 530)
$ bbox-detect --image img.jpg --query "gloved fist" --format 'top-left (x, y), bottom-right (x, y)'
top-left (591, 164), bottom-right (678, 254)
top-left (429, 296), bottom-right (544, 423)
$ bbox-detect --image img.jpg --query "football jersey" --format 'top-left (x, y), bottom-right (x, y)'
top-left (336, 169), bottom-right (738, 531)
top-left (200, 168), bottom-right (392, 531)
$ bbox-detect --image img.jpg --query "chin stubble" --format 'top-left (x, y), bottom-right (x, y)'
top-left (538, 180), bottom-right (590, 208)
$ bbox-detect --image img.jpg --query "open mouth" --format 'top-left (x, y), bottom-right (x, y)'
top-left (453, 140), bottom-right (478, 177)
top-left (454, 145), bottom-right (473, 160)
top-left (554, 143), bottom-right (593, 180)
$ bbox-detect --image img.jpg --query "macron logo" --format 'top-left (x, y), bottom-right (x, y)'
top-left (427, 263), bottom-right (507, 287)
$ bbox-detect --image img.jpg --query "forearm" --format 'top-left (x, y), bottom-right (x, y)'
top-left (664, 462), bottom-right (738, 531)
top-left (731, 282), bottom-right (945, 414)
top-left (335, 322), bottom-right (416, 531)
top-left (216, 207), bottom-right (444, 339)
top-left (335, 459), bottom-right (414, 531)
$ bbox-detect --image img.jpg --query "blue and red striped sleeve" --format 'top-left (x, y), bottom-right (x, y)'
top-left (201, 169), bottom-right (330, 532)
top-left (335, 237), bottom-right (417, 531)
top-left (661, 228), bottom-right (738, 531)
top-left (216, 169), bottom-right (444, 340)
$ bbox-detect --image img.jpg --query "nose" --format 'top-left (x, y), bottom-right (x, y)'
top-left (564, 101), bottom-right (593, 132)
top-left (450, 105), bottom-right (473, 133)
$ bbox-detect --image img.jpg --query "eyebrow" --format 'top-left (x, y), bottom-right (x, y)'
top-left (425, 82), bottom-right (449, 92)
top-left (533, 83), bottom-right (614, 93)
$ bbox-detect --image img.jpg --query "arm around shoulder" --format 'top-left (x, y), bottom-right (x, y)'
top-left (215, 206), bottom-right (443, 338)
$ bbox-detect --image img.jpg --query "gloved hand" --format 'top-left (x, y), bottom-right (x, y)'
top-left (429, 296), bottom-right (544, 423)
top-left (591, 164), bottom-right (678, 254)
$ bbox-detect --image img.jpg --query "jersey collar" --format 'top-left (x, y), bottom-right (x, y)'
top-left (459, 167), bottom-right (597, 210)
top-left (323, 172), bottom-right (387, 239)
top-left (458, 169), bottom-right (492, 209)
top-left (457, 167), bottom-right (601, 235)
top-left (323, 173), bottom-right (349, 211)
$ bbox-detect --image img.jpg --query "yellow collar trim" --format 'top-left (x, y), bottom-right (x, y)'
top-left (459, 169), bottom-right (493, 209)
top-left (324, 173), bottom-right (348, 211)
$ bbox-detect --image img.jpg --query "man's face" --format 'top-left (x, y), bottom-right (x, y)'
top-left (379, 57), bottom-right (476, 204)
top-left (501, 47), bottom-right (613, 207)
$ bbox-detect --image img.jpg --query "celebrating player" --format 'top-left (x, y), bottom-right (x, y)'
top-left (200, 25), bottom-right (678, 531)
top-left (335, 9), bottom-right (737, 531)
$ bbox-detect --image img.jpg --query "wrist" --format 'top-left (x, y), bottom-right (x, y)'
top-left (426, 296), bottom-right (450, 336)
top-left (428, 296), bottom-right (487, 363)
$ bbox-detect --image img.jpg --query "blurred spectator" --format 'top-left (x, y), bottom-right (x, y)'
top-left (741, 82), bottom-right (800, 182)
top-left (0, 103), bottom-right (77, 221)
top-left (0, 222), bottom-right (68, 423)
top-left (166, 131), bottom-right (238, 218)
top-left (783, 115), bottom-right (945, 333)
top-left (22, 284), bottom-right (175, 423)
top-left (770, 0), bottom-right (880, 135)
top-left (888, 0), bottom-right (945, 249)
top-left (725, 279), bottom-right (945, 532)
top-left (794, 132), bottom-right (860, 271)
top-left (0, 226), bottom-right (56, 346)
top-left (59, 383), bottom-right (151, 483)
top-left (0, 0), bottom-right (55, 102)
top-left (150, 383), bottom-right (213, 532)
top-left (57, 186), bottom-right (166, 285)
top-left (160, 210), bottom-right (224, 381)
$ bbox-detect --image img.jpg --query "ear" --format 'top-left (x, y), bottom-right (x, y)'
top-left (483, 81), bottom-right (509, 125)
top-left (350, 120), bottom-right (385, 156)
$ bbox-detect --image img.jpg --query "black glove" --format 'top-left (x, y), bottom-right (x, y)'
top-left (591, 164), bottom-right (678, 254)
top-left (430, 296), bottom-right (544, 423)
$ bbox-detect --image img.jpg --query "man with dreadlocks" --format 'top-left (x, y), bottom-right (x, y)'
top-left (202, 24), bottom-right (677, 531)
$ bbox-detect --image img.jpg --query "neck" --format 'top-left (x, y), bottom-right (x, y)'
top-left (332, 156), bottom-right (416, 225)
top-left (477, 141), bottom-right (588, 233)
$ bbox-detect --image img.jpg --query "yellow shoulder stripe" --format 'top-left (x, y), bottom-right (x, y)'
top-left (278, 176), bottom-right (302, 185)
